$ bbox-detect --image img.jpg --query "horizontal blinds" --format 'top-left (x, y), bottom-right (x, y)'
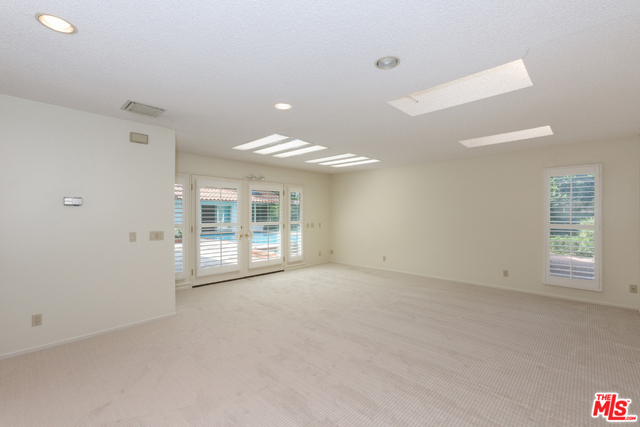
top-left (251, 189), bottom-right (281, 263)
top-left (174, 182), bottom-right (184, 274)
top-left (252, 190), bottom-right (280, 223)
top-left (201, 187), bottom-right (238, 224)
top-left (550, 174), bottom-right (595, 226)
top-left (199, 184), bottom-right (240, 271)
top-left (200, 226), bottom-right (238, 268)
top-left (290, 190), bottom-right (302, 259)
top-left (548, 172), bottom-right (596, 283)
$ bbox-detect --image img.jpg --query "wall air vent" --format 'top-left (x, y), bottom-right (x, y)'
top-left (121, 100), bottom-right (165, 117)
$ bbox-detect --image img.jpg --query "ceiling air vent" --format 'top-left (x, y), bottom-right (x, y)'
top-left (121, 100), bottom-right (165, 117)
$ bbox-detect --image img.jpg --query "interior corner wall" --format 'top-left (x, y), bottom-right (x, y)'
top-left (330, 137), bottom-right (640, 310)
top-left (0, 94), bottom-right (177, 359)
top-left (176, 152), bottom-right (332, 270)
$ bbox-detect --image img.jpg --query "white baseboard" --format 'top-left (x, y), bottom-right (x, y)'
top-left (286, 260), bottom-right (330, 271)
top-left (176, 282), bottom-right (192, 290)
top-left (0, 312), bottom-right (176, 361)
top-left (331, 261), bottom-right (639, 311)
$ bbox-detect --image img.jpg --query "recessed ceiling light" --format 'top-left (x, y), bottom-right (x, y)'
top-left (274, 145), bottom-right (327, 158)
top-left (306, 154), bottom-right (356, 163)
top-left (233, 134), bottom-right (289, 151)
top-left (388, 59), bottom-right (533, 117)
top-left (274, 103), bottom-right (292, 110)
top-left (332, 159), bottom-right (381, 168)
top-left (376, 56), bottom-right (400, 70)
top-left (459, 126), bottom-right (553, 148)
top-left (35, 14), bottom-right (77, 34)
top-left (254, 139), bottom-right (309, 155)
top-left (320, 156), bottom-right (369, 166)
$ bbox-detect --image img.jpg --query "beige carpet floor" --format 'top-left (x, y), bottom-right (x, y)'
top-left (1, 263), bottom-right (639, 426)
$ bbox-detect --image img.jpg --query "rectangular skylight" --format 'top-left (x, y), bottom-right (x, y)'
top-left (459, 125), bottom-right (553, 148)
top-left (388, 59), bottom-right (533, 117)
top-left (254, 139), bottom-right (309, 155)
top-left (306, 153), bottom-right (356, 163)
top-left (233, 134), bottom-right (289, 150)
top-left (274, 145), bottom-right (327, 158)
top-left (320, 156), bottom-right (369, 166)
top-left (332, 159), bottom-right (381, 168)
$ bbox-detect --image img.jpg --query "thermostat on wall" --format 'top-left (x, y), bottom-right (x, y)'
top-left (63, 197), bottom-right (83, 206)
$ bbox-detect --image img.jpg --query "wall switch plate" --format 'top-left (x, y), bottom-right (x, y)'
top-left (306, 223), bottom-right (309, 228)
top-left (331, 250), bottom-right (333, 255)
top-left (503, 270), bottom-right (509, 277)
top-left (631, 285), bottom-right (638, 294)
top-left (150, 231), bottom-right (164, 241)
top-left (129, 232), bottom-right (137, 242)
top-left (32, 314), bottom-right (42, 327)
top-left (319, 222), bottom-right (322, 228)
top-left (383, 256), bottom-right (386, 261)
top-left (319, 251), bottom-right (321, 256)
top-left (311, 223), bottom-right (315, 228)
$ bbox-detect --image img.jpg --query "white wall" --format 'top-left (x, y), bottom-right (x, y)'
top-left (331, 137), bottom-right (640, 309)
top-left (176, 151), bottom-right (332, 284)
top-left (0, 94), bottom-right (177, 359)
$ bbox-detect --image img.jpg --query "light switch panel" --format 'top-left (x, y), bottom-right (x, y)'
top-left (150, 231), bottom-right (164, 241)
top-left (129, 232), bottom-right (137, 242)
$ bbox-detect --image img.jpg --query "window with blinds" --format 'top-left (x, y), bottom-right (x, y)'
top-left (289, 187), bottom-right (303, 262)
top-left (198, 186), bottom-right (240, 273)
top-left (174, 177), bottom-right (186, 280)
top-left (544, 165), bottom-right (601, 291)
top-left (250, 187), bottom-right (283, 266)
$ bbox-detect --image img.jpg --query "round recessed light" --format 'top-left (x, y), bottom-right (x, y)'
top-left (35, 14), bottom-right (77, 34)
top-left (274, 103), bottom-right (292, 110)
top-left (375, 56), bottom-right (400, 70)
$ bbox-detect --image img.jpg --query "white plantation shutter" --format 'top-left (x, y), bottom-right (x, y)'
top-left (174, 176), bottom-right (186, 280)
top-left (196, 179), bottom-right (243, 276)
top-left (249, 183), bottom-right (284, 268)
top-left (288, 186), bottom-right (303, 262)
top-left (544, 165), bottom-right (601, 291)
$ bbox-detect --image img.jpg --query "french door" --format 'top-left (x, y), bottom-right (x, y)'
top-left (192, 176), bottom-right (285, 285)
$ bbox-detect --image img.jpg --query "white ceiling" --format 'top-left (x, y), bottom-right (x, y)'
top-left (3, 1), bottom-right (640, 173)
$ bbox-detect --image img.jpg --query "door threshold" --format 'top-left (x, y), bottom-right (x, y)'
top-left (193, 270), bottom-right (284, 288)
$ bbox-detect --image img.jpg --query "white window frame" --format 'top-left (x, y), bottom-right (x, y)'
top-left (248, 182), bottom-right (284, 269)
top-left (175, 174), bottom-right (189, 281)
top-left (195, 178), bottom-right (244, 277)
top-left (287, 185), bottom-right (304, 263)
top-left (544, 164), bottom-right (602, 291)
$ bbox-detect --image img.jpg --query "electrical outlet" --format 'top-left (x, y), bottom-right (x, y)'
top-left (319, 251), bottom-right (321, 256)
top-left (32, 314), bottom-right (42, 327)
top-left (149, 231), bottom-right (164, 241)
top-left (503, 270), bottom-right (509, 277)
top-left (631, 285), bottom-right (638, 294)
top-left (331, 250), bottom-right (333, 255)
top-left (383, 256), bottom-right (386, 261)
top-left (129, 232), bottom-right (136, 242)
top-left (311, 223), bottom-right (315, 228)
top-left (319, 222), bottom-right (322, 228)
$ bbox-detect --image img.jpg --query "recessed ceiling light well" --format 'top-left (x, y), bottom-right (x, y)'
top-left (254, 139), bottom-right (309, 155)
top-left (332, 159), bottom-right (381, 168)
top-left (274, 145), bottom-right (327, 158)
top-left (274, 103), bottom-right (292, 110)
top-left (388, 59), bottom-right (533, 117)
top-left (35, 13), bottom-right (77, 34)
top-left (320, 156), bottom-right (369, 166)
top-left (376, 56), bottom-right (400, 70)
top-left (306, 154), bottom-right (356, 163)
top-left (459, 126), bottom-right (553, 148)
top-left (233, 134), bottom-right (289, 151)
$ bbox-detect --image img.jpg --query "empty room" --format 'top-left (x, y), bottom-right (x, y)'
top-left (1, 1), bottom-right (640, 426)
